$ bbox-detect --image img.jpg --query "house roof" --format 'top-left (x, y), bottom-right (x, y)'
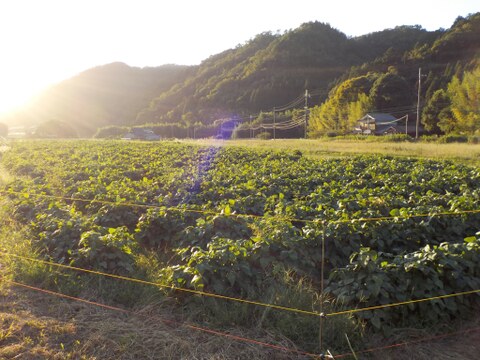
top-left (360, 113), bottom-right (397, 122)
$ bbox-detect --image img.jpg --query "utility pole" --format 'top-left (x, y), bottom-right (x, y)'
top-left (273, 107), bottom-right (276, 140)
top-left (304, 89), bottom-right (309, 139)
top-left (416, 68), bottom-right (421, 139)
top-left (405, 114), bottom-right (409, 135)
top-left (249, 115), bottom-right (253, 139)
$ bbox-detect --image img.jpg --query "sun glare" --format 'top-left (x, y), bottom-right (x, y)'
top-left (0, 68), bottom-right (59, 118)
top-left (0, 88), bottom-right (29, 116)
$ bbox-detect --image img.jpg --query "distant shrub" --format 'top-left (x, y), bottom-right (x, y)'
top-left (337, 134), bottom-right (369, 141)
top-left (94, 126), bottom-right (129, 139)
top-left (375, 134), bottom-right (414, 142)
top-left (468, 135), bottom-right (480, 144)
top-left (419, 135), bottom-right (440, 143)
top-left (326, 134), bottom-right (413, 142)
top-left (256, 131), bottom-right (271, 140)
top-left (326, 131), bottom-right (339, 137)
top-left (438, 134), bottom-right (469, 143)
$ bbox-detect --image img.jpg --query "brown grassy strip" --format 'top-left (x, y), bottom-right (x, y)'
top-left (0, 282), bottom-right (306, 359)
top-left (6, 280), bottom-right (320, 359)
top-left (334, 326), bottom-right (480, 359)
top-left (190, 139), bottom-right (480, 166)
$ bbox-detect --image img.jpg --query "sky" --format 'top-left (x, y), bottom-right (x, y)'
top-left (0, 0), bottom-right (478, 116)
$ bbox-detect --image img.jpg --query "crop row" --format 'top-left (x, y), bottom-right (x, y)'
top-left (1, 140), bottom-right (479, 333)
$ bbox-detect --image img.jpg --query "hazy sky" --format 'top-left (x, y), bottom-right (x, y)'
top-left (0, 0), bottom-right (478, 115)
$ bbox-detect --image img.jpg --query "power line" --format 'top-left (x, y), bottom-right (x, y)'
top-left (273, 93), bottom-right (309, 112)
top-left (373, 114), bottom-right (409, 126)
top-left (245, 118), bottom-right (306, 131)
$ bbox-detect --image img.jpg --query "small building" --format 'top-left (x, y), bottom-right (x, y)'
top-left (6, 126), bottom-right (37, 139)
top-left (355, 113), bottom-right (419, 136)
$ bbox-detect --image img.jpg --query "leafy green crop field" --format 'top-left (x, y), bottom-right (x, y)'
top-left (0, 139), bottom-right (479, 354)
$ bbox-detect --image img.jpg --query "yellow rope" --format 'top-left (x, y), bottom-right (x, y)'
top-left (4, 251), bottom-right (479, 320)
top-left (331, 209), bottom-right (480, 224)
top-left (1, 190), bottom-right (480, 319)
top-left (0, 189), bottom-right (313, 224)
top-left (0, 251), bottom-right (321, 317)
top-left (1, 189), bottom-right (479, 226)
top-left (327, 289), bottom-right (480, 317)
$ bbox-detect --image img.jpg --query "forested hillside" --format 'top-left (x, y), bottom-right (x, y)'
top-left (309, 13), bottom-right (480, 136)
top-left (3, 13), bottom-right (479, 137)
top-left (137, 22), bottom-right (441, 125)
top-left (5, 63), bottom-right (190, 137)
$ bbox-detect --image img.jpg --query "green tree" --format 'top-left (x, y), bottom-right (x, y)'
top-left (0, 122), bottom-right (8, 137)
top-left (369, 72), bottom-right (413, 110)
top-left (445, 66), bottom-right (480, 133)
top-left (308, 75), bottom-right (375, 136)
top-left (347, 92), bottom-right (372, 123)
top-left (422, 89), bottom-right (450, 134)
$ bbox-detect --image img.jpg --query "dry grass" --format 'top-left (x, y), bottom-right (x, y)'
top-left (0, 284), bottom-right (305, 359)
top-left (185, 139), bottom-right (480, 166)
top-left (368, 322), bottom-right (480, 360)
top-left (0, 283), bottom-right (478, 359)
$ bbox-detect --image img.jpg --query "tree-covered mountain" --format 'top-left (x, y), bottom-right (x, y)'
top-left (3, 13), bottom-right (479, 137)
top-left (309, 13), bottom-right (480, 136)
top-left (7, 63), bottom-right (190, 137)
top-left (137, 22), bottom-right (440, 125)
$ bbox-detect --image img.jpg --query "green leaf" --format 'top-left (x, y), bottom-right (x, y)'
top-left (191, 274), bottom-right (202, 285)
top-left (389, 209), bottom-right (400, 216)
top-left (224, 204), bottom-right (231, 216)
top-left (464, 236), bottom-right (476, 243)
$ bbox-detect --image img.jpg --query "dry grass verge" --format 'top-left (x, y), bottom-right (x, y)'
top-left (0, 284), bottom-right (305, 359)
top-left (369, 323), bottom-right (480, 360)
top-left (186, 139), bottom-right (480, 166)
top-left (1, 283), bottom-right (479, 359)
